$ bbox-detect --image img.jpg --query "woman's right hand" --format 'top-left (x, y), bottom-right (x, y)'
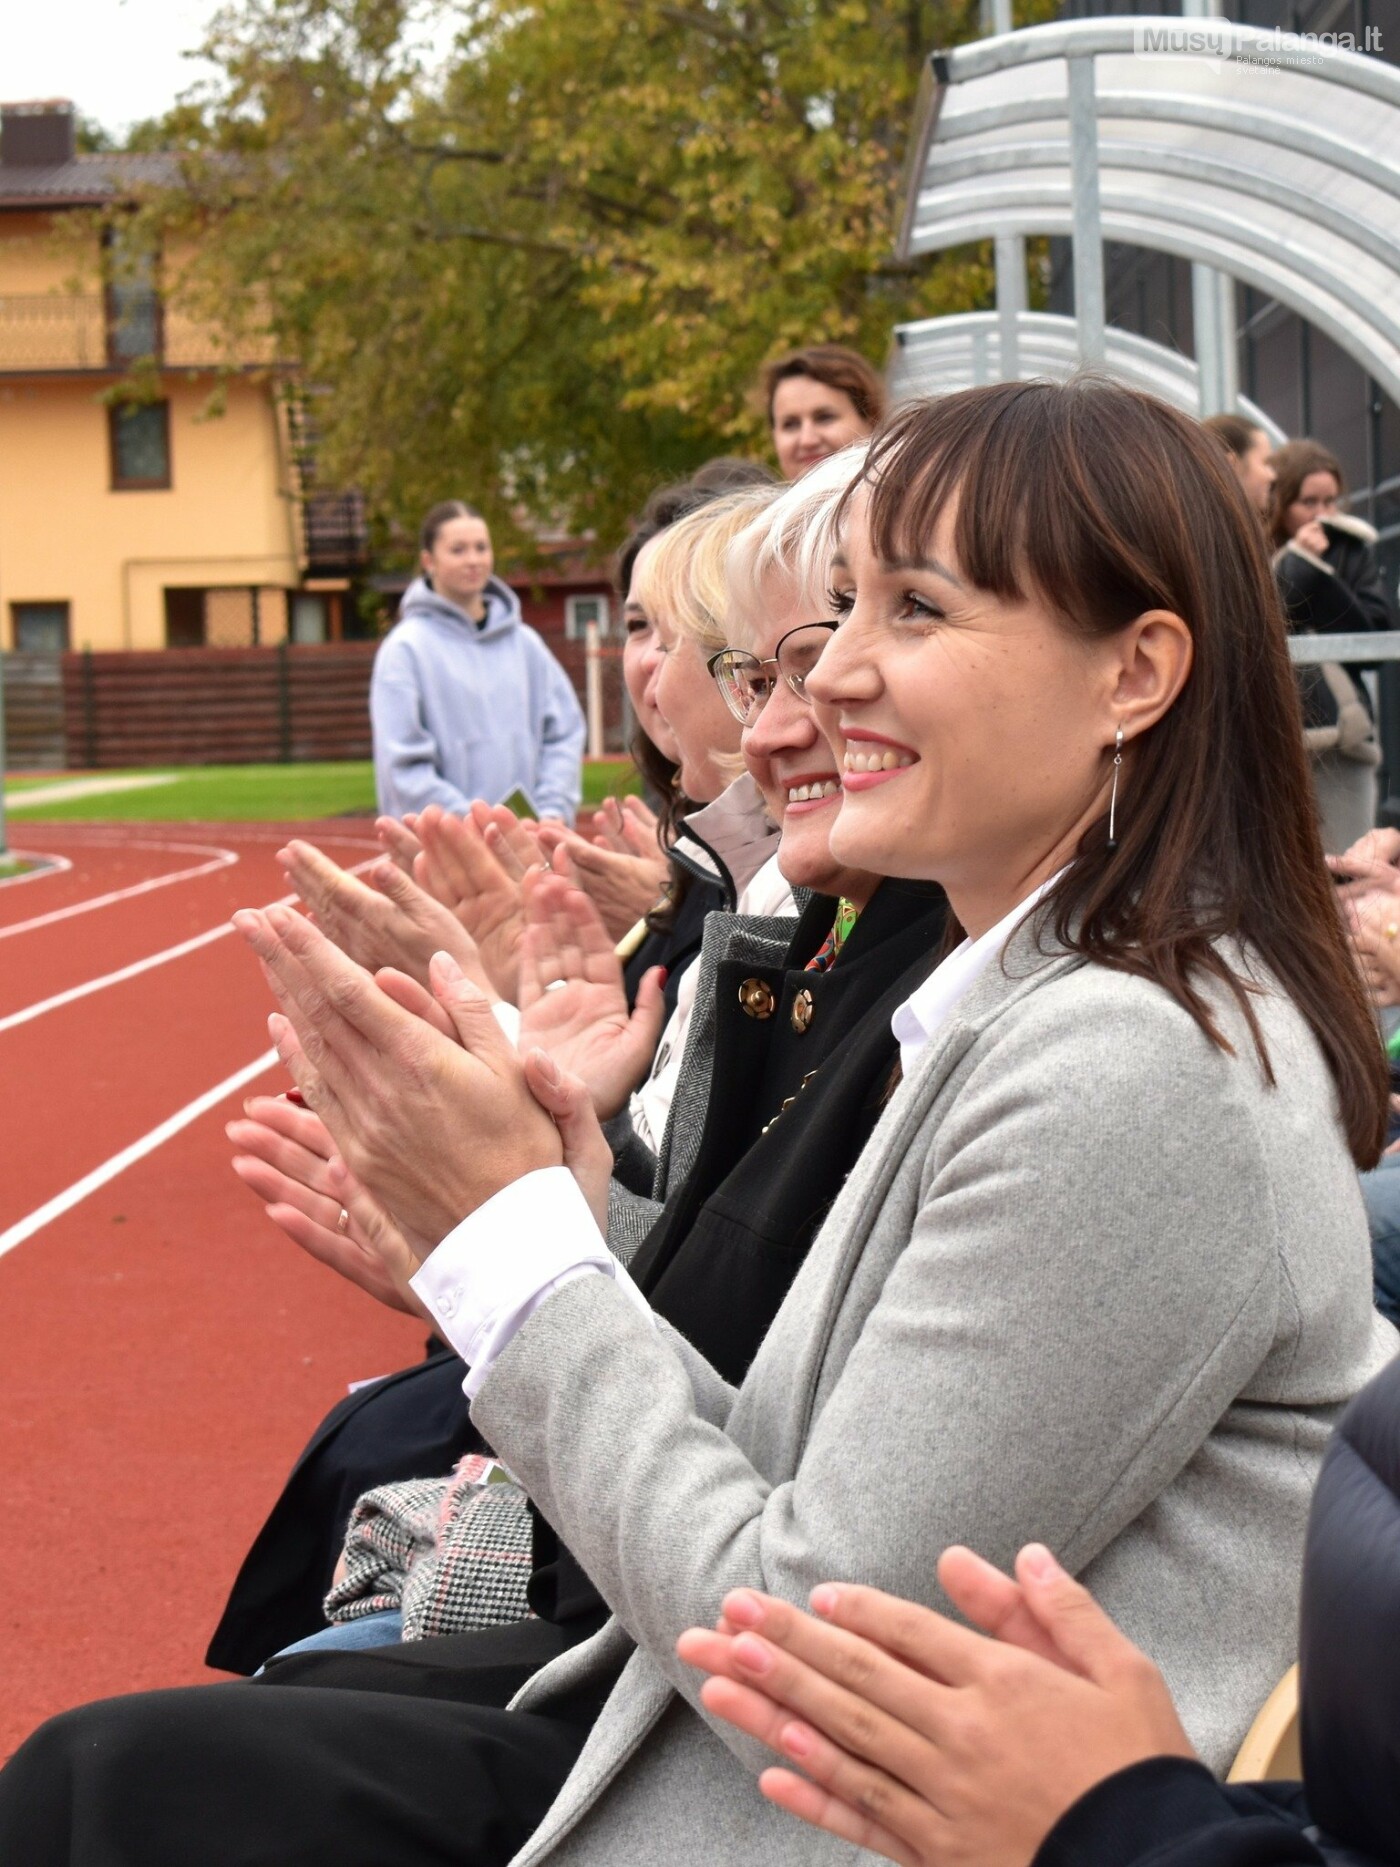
top-left (278, 839), bottom-right (497, 998)
top-left (413, 805), bottom-right (530, 1002)
top-left (1294, 518), bottom-right (1331, 556)
top-left (227, 1094), bottom-right (431, 1320)
top-left (677, 1547), bottom-right (1194, 1867)
top-left (517, 870), bottom-right (668, 1118)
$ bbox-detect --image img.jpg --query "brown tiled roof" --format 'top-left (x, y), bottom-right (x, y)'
top-left (0, 152), bottom-right (181, 209)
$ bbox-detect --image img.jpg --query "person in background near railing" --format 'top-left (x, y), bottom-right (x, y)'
top-left (1203, 412), bottom-right (1276, 517)
top-left (370, 500), bottom-right (587, 824)
top-left (761, 344), bottom-right (887, 481)
top-left (1269, 442), bottom-right (1392, 855)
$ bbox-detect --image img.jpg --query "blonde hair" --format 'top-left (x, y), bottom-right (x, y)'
top-left (632, 487), bottom-right (780, 653)
top-left (724, 445), bottom-right (868, 650)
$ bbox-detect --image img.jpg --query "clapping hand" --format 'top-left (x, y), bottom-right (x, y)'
top-left (678, 1547), bottom-right (1194, 1867)
top-left (533, 799), bottom-right (670, 942)
top-left (279, 839), bottom-right (497, 997)
top-left (1346, 893), bottom-right (1400, 1006)
top-left (518, 869), bottom-right (668, 1119)
top-left (233, 904), bottom-right (565, 1259)
top-left (413, 805), bottom-right (531, 1002)
top-left (376, 814), bottom-right (423, 877)
top-left (227, 1092), bottom-right (432, 1319)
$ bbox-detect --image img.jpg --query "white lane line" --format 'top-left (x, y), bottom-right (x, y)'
top-left (0, 842), bottom-right (239, 941)
top-left (7, 774), bottom-right (179, 810)
top-left (0, 920), bottom-right (246, 1034)
top-left (0, 1049), bottom-right (280, 1262)
top-left (0, 859), bottom-right (379, 1033)
top-left (0, 851), bottom-right (74, 889)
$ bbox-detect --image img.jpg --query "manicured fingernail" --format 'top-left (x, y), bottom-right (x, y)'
top-left (779, 1721), bottom-right (815, 1760)
top-left (1022, 1544), bottom-right (1062, 1581)
top-left (732, 1633), bottom-right (773, 1676)
top-left (809, 1585), bottom-right (840, 1617)
top-left (723, 1590), bottom-right (763, 1629)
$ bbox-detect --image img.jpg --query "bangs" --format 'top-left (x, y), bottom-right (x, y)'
top-left (852, 380), bottom-right (1177, 633)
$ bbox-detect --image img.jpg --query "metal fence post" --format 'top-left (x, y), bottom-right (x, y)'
top-left (82, 648), bottom-right (97, 769)
top-left (1067, 55), bottom-right (1106, 367)
top-left (0, 650), bottom-right (8, 860)
top-left (277, 640), bottom-right (293, 762)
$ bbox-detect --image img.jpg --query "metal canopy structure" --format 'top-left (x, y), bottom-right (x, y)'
top-left (888, 308), bottom-right (1284, 438)
top-left (897, 17), bottom-right (1400, 408)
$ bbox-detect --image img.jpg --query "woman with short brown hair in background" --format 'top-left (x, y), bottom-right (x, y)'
top-left (761, 343), bottom-right (886, 480)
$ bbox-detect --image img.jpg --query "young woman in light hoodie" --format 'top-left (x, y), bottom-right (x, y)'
top-left (371, 501), bottom-right (587, 823)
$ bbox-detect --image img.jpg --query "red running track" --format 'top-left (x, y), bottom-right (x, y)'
top-left (0, 823), bottom-right (427, 1759)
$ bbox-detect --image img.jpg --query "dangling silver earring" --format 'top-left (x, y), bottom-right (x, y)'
top-left (1107, 724), bottom-right (1124, 851)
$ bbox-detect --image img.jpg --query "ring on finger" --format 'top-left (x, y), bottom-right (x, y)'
top-left (336, 1207), bottom-right (350, 1234)
top-left (544, 977), bottom-right (569, 993)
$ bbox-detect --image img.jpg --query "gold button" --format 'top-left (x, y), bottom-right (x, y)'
top-left (738, 978), bottom-right (776, 1019)
top-left (791, 987), bottom-right (814, 1034)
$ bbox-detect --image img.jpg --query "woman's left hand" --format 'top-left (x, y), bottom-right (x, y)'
top-left (233, 904), bottom-right (563, 1253)
top-left (677, 1548), bottom-right (1193, 1867)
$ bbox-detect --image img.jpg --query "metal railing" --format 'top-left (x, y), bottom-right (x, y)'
top-left (0, 294), bottom-right (258, 372)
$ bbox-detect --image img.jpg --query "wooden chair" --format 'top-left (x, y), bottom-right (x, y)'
top-left (1227, 1664), bottom-right (1301, 1783)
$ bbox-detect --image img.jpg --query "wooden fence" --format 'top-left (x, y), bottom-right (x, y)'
top-left (2, 653), bottom-right (67, 769)
top-left (4, 639), bottom-right (625, 770)
top-left (58, 645), bottom-right (378, 769)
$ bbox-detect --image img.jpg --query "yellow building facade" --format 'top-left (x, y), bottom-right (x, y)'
top-left (0, 101), bottom-right (360, 654)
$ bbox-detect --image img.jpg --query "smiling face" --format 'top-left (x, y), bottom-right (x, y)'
top-left (809, 490), bottom-right (1146, 937)
top-left (770, 375), bottom-right (872, 481)
top-left (738, 582), bottom-right (877, 903)
top-left (621, 534), bottom-right (680, 762)
top-left (422, 515), bottom-right (494, 610)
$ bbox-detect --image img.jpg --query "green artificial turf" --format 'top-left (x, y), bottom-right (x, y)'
top-left (3, 758), bottom-right (639, 822)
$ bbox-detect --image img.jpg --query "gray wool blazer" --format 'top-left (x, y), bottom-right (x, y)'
top-left (473, 920), bottom-right (1396, 1865)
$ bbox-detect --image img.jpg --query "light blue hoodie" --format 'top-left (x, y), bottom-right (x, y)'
top-left (371, 574), bottom-right (586, 822)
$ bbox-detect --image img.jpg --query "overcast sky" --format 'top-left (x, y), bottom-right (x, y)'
top-left (5, 0), bottom-right (225, 137)
top-left (5, 0), bottom-right (456, 140)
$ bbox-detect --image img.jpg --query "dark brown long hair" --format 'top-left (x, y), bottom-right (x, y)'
top-left (1268, 439), bottom-right (1347, 548)
top-left (852, 379), bottom-right (1386, 1166)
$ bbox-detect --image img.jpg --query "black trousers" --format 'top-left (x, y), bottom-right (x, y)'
top-left (0, 1612), bottom-right (617, 1865)
top-left (0, 1678), bottom-right (585, 1867)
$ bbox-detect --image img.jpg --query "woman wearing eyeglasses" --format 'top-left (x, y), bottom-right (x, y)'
top-left (3, 385), bottom-right (1390, 1867)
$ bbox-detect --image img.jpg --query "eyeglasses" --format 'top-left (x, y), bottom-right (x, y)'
top-left (707, 621), bottom-right (838, 726)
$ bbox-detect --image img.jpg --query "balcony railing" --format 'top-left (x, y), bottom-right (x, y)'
top-left (0, 293), bottom-right (266, 372)
top-left (303, 490), bottom-right (371, 572)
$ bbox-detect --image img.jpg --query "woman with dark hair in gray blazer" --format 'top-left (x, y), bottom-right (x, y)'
top-left (3, 380), bottom-right (1393, 1865)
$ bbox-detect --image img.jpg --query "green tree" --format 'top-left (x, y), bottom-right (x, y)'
top-left (152, 0), bottom-right (991, 557)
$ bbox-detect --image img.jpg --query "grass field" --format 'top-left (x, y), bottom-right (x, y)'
top-left (3, 759), bottom-right (640, 822)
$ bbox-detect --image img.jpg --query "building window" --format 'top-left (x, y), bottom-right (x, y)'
top-left (11, 601), bottom-right (70, 652)
top-left (565, 593), bottom-right (611, 640)
top-left (164, 587), bottom-right (206, 647)
top-left (110, 402), bottom-right (171, 490)
top-left (104, 226), bottom-right (163, 365)
top-left (291, 593), bottom-right (329, 643)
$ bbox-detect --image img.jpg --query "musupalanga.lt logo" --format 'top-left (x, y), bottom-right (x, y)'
top-left (1132, 21), bottom-right (1383, 64)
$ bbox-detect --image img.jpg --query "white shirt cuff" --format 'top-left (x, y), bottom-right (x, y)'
top-left (410, 1165), bottom-right (654, 1399)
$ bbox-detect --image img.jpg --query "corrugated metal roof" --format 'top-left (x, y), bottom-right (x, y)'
top-left (0, 152), bottom-right (181, 207)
